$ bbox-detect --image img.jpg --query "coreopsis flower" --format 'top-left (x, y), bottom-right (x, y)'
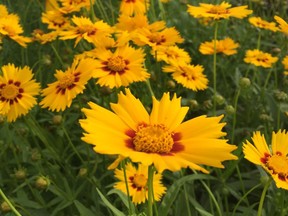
top-left (59, 0), bottom-right (95, 14)
top-left (135, 26), bottom-right (184, 48)
top-left (0, 4), bottom-right (9, 18)
top-left (152, 45), bottom-right (191, 64)
top-left (243, 130), bottom-right (288, 190)
top-left (32, 29), bottom-right (58, 44)
top-left (90, 45), bottom-right (150, 88)
top-left (244, 49), bottom-right (278, 68)
top-left (114, 162), bottom-right (166, 204)
top-left (0, 13), bottom-right (31, 47)
top-left (0, 64), bottom-right (40, 122)
top-left (80, 88), bottom-right (237, 173)
top-left (120, 0), bottom-right (150, 16)
top-left (163, 62), bottom-right (208, 91)
top-left (40, 57), bottom-right (96, 111)
top-left (282, 55), bottom-right (288, 75)
top-left (249, 16), bottom-right (278, 32)
top-left (58, 16), bottom-right (113, 47)
top-left (115, 13), bottom-right (149, 33)
top-left (187, 1), bottom-right (252, 20)
top-left (199, 38), bottom-right (239, 56)
top-left (41, 10), bottom-right (70, 30)
top-left (274, 16), bottom-right (288, 35)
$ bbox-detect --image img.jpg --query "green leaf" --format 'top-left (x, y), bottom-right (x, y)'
top-left (158, 174), bottom-right (217, 216)
top-left (96, 188), bottom-right (125, 216)
top-left (74, 200), bottom-right (95, 216)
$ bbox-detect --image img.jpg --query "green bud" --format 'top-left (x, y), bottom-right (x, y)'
top-left (239, 77), bottom-right (251, 89)
top-left (188, 99), bottom-right (199, 110)
top-left (274, 90), bottom-right (288, 101)
top-left (225, 105), bottom-right (235, 115)
top-left (78, 168), bottom-right (88, 177)
top-left (14, 168), bottom-right (27, 180)
top-left (213, 94), bottom-right (225, 105)
top-left (202, 100), bottom-right (213, 110)
top-left (52, 115), bottom-right (62, 125)
top-left (1, 201), bottom-right (11, 212)
top-left (35, 176), bottom-right (50, 190)
top-left (259, 113), bottom-right (273, 122)
top-left (166, 80), bottom-right (176, 89)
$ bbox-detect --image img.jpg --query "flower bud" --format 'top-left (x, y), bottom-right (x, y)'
top-left (35, 176), bottom-right (50, 190)
top-left (188, 99), bottom-right (199, 110)
top-left (239, 77), bottom-right (251, 89)
top-left (166, 80), bottom-right (176, 89)
top-left (213, 94), bottom-right (225, 105)
top-left (14, 168), bottom-right (27, 180)
top-left (1, 201), bottom-right (11, 212)
top-left (225, 105), bottom-right (235, 115)
top-left (202, 100), bottom-right (212, 110)
top-left (42, 54), bottom-right (52, 65)
top-left (274, 90), bottom-right (288, 101)
top-left (78, 168), bottom-right (88, 177)
top-left (259, 113), bottom-right (273, 122)
top-left (271, 47), bottom-right (281, 54)
top-left (52, 115), bottom-right (62, 125)
top-left (31, 148), bottom-right (41, 161)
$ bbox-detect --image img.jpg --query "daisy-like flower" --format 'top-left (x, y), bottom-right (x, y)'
top-left (0, 4), bottom-right (9, 18)
top-left (90, 45), bottom-right (150, 88)
top-left (249, 16), bottom-right (278, 32)
top-left (120, 0), bottom-right (150, 16)
top-left (152, 45), bottom-right (191, 64)
top-left (243, 130), bottom-right (288, 190)
top-left (0, 13), bottom-right (31, 47)
top-left (135, 26), bottom-right (184, 48)
top-left (187, 1), bottom-right (252, 20)
top-left (41, 10), bottom-right (70, 30)
top-left (282, 55), bottom-right (288, 76)
top-left (58, 0), bottom-right (95, 14)
top-left (163, 62), bottom-right (208, 91)
top-left (40, 57), bottom-right (96, 111)
top-left (0, 64), bottom-right (40, 122)
top-left (32, 29), bottom-right (58, 44)
top-left (244, 49), bottom-right (278, 68)
top-left (114, 162), bottom-right (166, 204)
top-left (115, 13), bottom-right (149, 33)
top-left (80, 88), bottom-right (237, 173)
top-left (58, 16), bottom-right (113, 47)
top-left (274, 16), bottom-right (288, 35)
top-left (199, 37), bottom-right (239, 56)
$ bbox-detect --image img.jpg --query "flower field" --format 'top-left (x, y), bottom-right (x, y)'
top-left (0, 0), bottom-right (288, 215)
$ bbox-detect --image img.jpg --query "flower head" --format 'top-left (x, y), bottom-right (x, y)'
top-left (41, 10), bottom-right (70, 30)
top-left (0, 64), bottom-right (40, 122)
top-left (40, 57), bottom-right (96, 111)
top-left (114, 162), bottom-right (166, 204)
top-left (249, 16), bottom-right (278, 32)
top-left (120, 0), bottom-right (150, 16)
top-left (199, 38), bottom-right (239, 56)
top-left (243, 130), bottom-right (288, 190)
top-left (274, 15), bottom-right (288, 35)
top-left (187, 2), bottom-right (252, 20)
top-left (163, 62), bottom-right (208, 91)
top-left (80, 89), bottom-right (237, 173)
top-left (59, 16), bottom-right (113, 47)
top-left (244, 49), bottom-right (278, 68)
top-left (90, 45), bottom-right (150, 88)
top-left (152, 45), bottom-right (191, 64)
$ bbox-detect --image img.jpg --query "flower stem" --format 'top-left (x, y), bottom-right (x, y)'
top-left (257, 178), bottom-right (272, 216)
top-left (0, 188), bottom-right (22, 216)
top-left (212, 21), bottom-right (219, 116)
top-left (148, 165), bottom-right (155, 216)
top-left (146, 79), bottom-right (155, 97)
top-left (121, 161), bottom-right (134, 216)
top-left (231, 89), bottom-right (240, 144)
top-left (181, 170), bottom-right (191, 216)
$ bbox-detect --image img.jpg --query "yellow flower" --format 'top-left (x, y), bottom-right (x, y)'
top-left (135, 26), bottom-right (184, 48)
top-left (152, 45), bottom-right (191, 64)
top-left (187, 1), bottom-right (252, 20)
top-left (90, 45), bottom-right (150, 88)
top-left (243, 130), bottom-right (288, 190)
top-left (282, 55), bottom-right (288, 70)
top-left (244, 49), bottom-right (278, 68)
top-left (114, 162), bottom-right (166, 204)
top-left (120, 0), bottom-right (150, 16)
top-left (0, 4), bottom-right (9, 18)
top-left (115, 13), bottom-right (149, 33)
top-left (59, 0), bottom-right (95, 14)
top-left (32, 29), bottom-right (58, 44)
top-left (41, 10), bottom-right (70, 30)
top-left (249, 16), bottom-right (278, 32)
top-left (80, 89), bottom-right (237, 173)
top-left (0, 13), bottom-right (31, 47)
top-left (163, 62), bottom-right (208, 91)
top-left (274, 15), bottom-right (288, 35)
top-left (40, 57), bottom-right (96, 111)
top-left (0, 64), bottom-right (40, 122)
top-left (59, 16), bottom-right (113, 47)
top-left (199, 37), bottom-right (239, 55)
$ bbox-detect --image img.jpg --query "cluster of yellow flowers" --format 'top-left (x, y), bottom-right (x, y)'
top-left (1, 0), bottom-right (288, 205)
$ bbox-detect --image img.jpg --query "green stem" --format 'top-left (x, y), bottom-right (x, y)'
top-left (61, 126), bottom-right (85, 164)
top-left (231, 183), bottom-right (262, 216)
top-left (146, 80), bottom-right (155, 97)
top-left (181, 170), bottom-right (191, 216)
top-left (89, 0), bottom-right (97, 22)
top-left (50, 43), bottom-right (64, 67)
top-left (121, 161), bottom-right (134, 215)
top-left (257, 178), bottom-right (272, 216)
top-left (212, 21), bottom-right (219, 116)
top-left (231, 89), bottom-right (240, 144)
top-left (0, 188), bottom-right (22, 216)
top-left (256, 32), bottom-right (262, 50)
top-left (148, 165), bottom-right (154, 216)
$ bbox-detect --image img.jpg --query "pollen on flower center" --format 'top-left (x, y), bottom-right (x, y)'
top-left (58, 74), bottom-right (76, 89)
top-left (78, 25), bottom-right (96, 36)
top-left (133, 124), bottom-right (174, 154)
top-left (266, 154), bottom-right (288, 175)
top-left (132, 174), bottom-right (147, 188)
top-left (107, 56), bottom-right (127, 72)
top-left (1, 84), bottom-right (21, 99)
top-left (149, 33), bottom-right (166, 45)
